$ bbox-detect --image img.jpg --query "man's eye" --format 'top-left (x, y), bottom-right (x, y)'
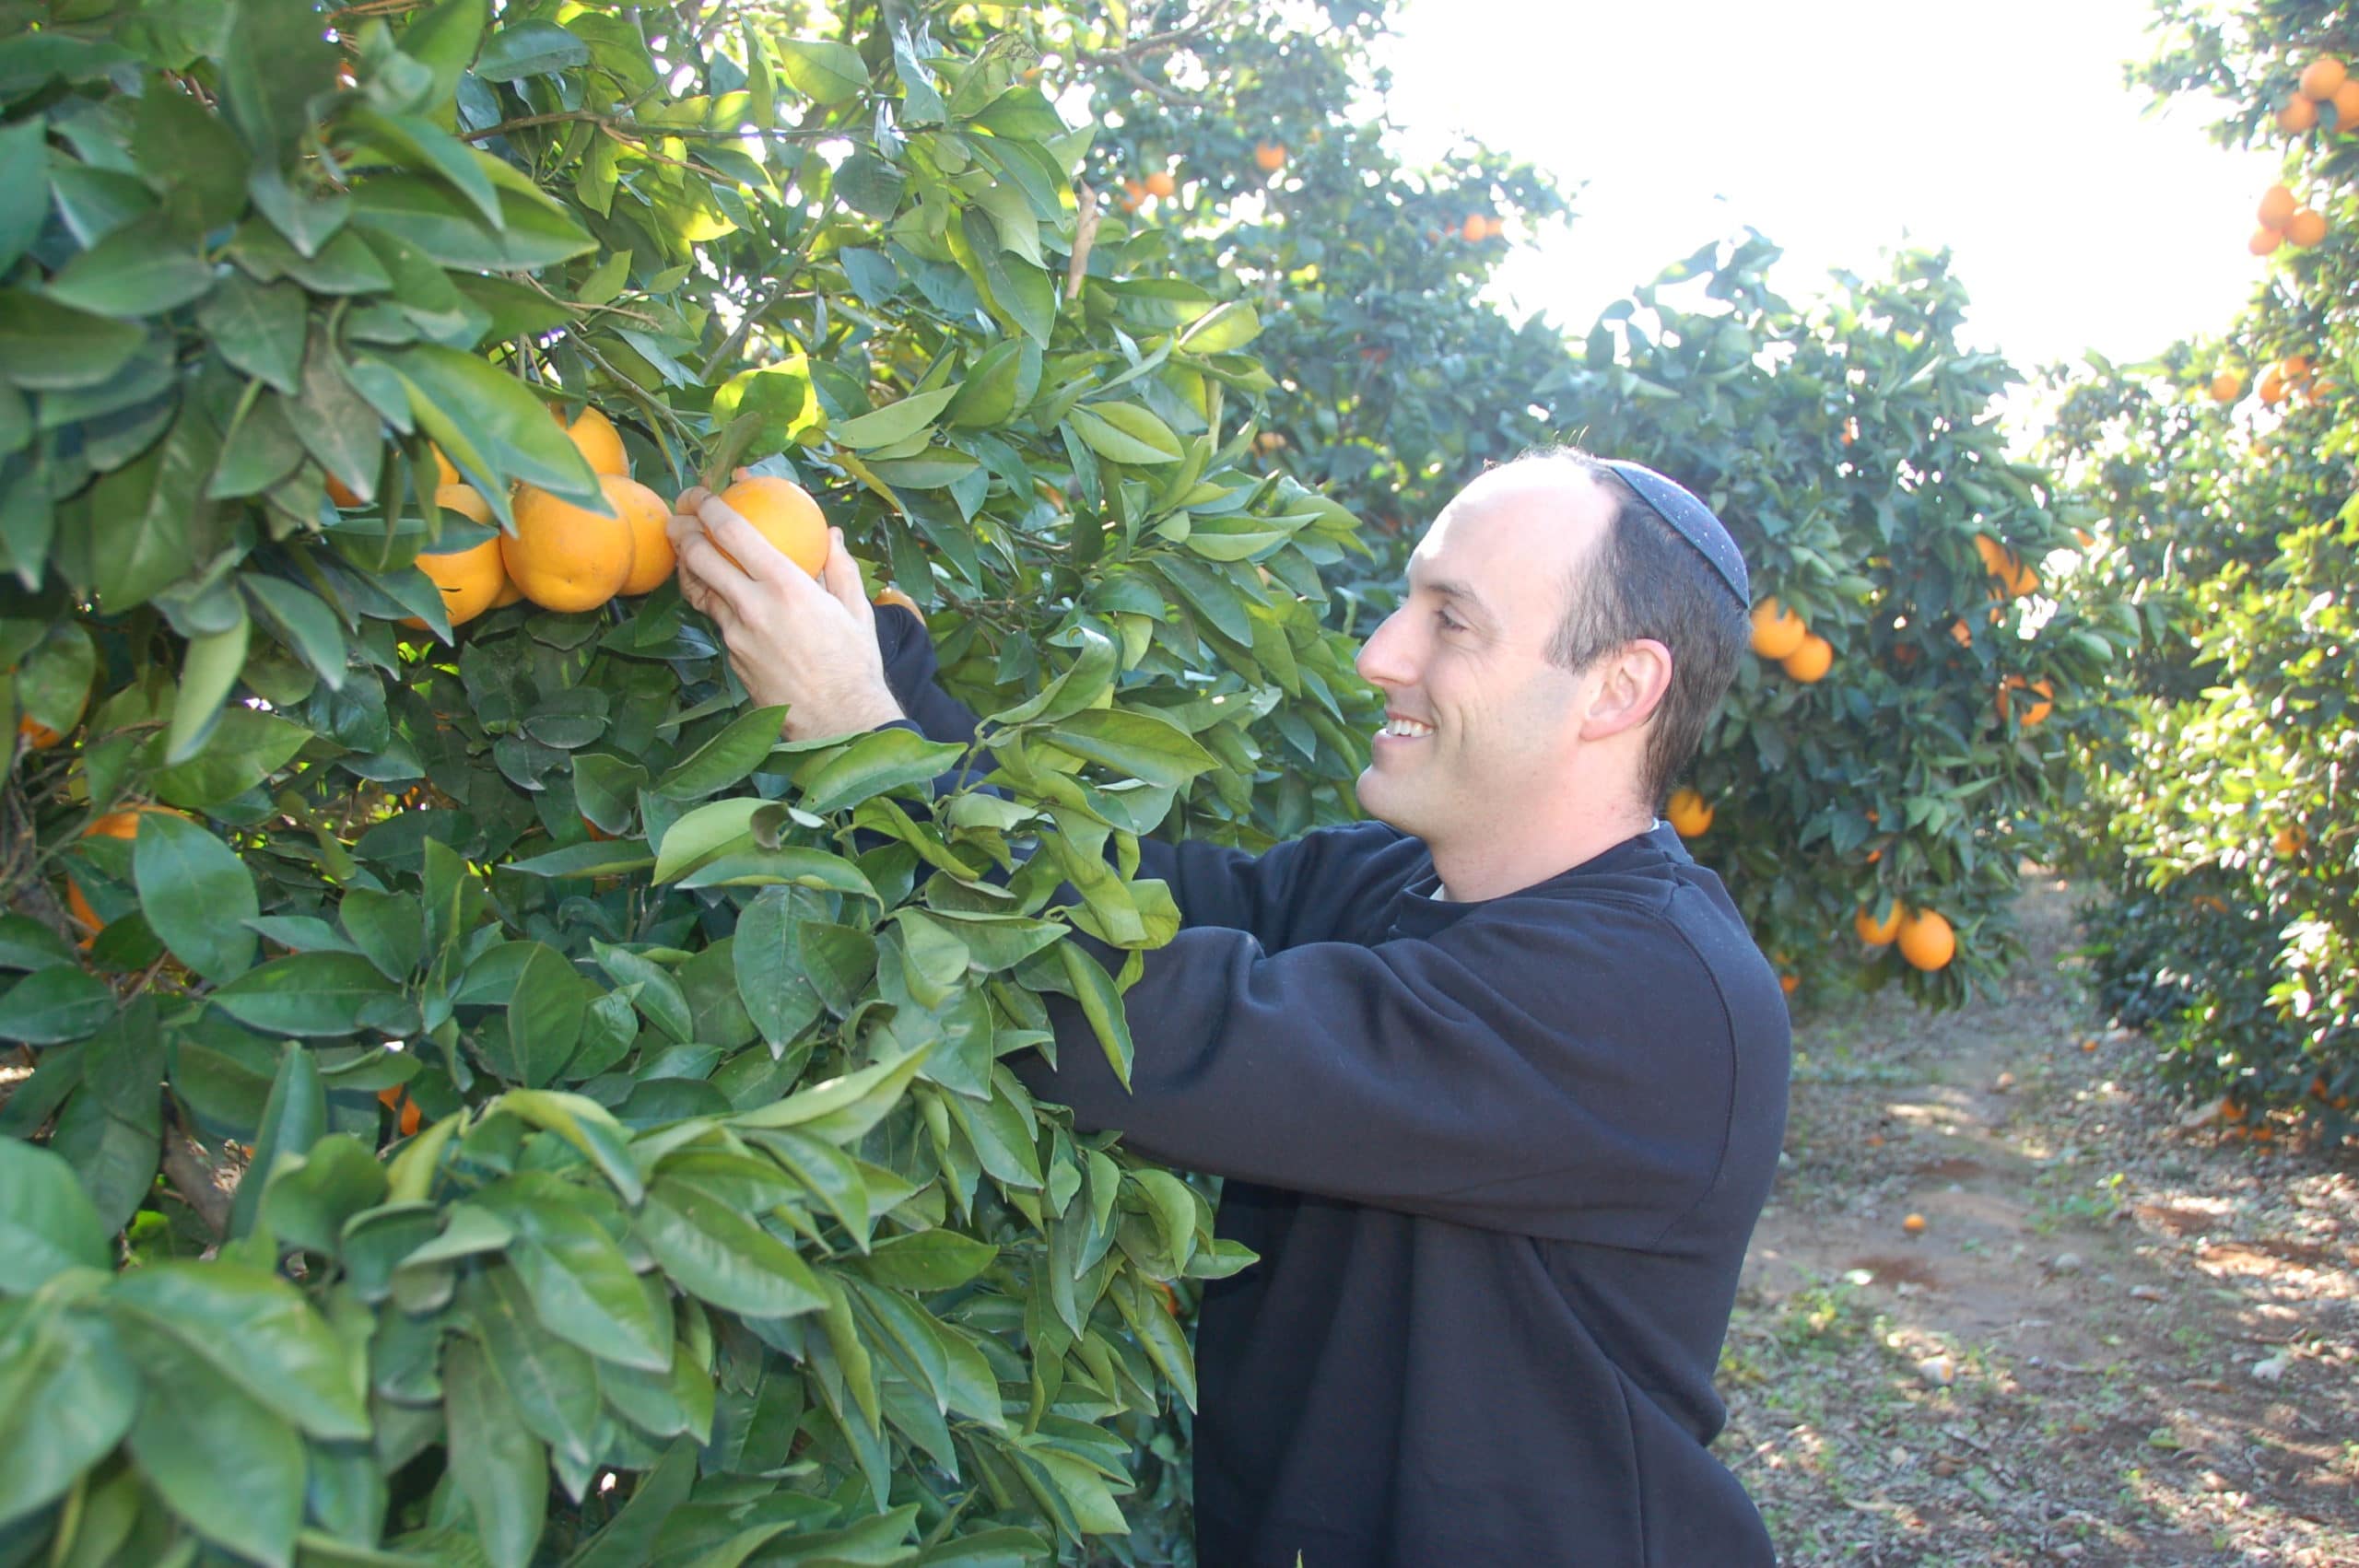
top-left (1436, 610), bottom-right (1465, 632)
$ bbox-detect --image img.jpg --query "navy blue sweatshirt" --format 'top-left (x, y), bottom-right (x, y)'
top-left (873, 610), bottom-right (1790, 1568)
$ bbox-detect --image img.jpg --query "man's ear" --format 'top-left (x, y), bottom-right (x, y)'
top-left (1579, 638), bottom-right (1674, 741)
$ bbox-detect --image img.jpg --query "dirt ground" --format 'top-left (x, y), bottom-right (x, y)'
top-left (1726, 870), bottom-right (2359, 1568)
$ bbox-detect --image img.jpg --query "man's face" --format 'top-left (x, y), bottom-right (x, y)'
top-left (1352, 466), bottom-right (1614, 845)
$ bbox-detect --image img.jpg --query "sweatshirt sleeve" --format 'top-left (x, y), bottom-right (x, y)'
top-left (874, 604), bottom-right (987, 746)
top-left (1012, 907), bottom-right (1747, 1246)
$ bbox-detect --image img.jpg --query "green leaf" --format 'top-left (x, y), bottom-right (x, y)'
top-left (0, 1139), bottom-right (110, 1293)
top-left (388, 342), bottom-right (602, 507)
top-left (85, 403), bottom-right (213, 612)
top-left (1057, 942), bottom-right (1133, 1089)
top-left (0, 291), bottom-right (146, 392)
top-left (109, 1261), bottom-right (371, 1440)
top-left (647, 796), bottom-right (766, 883)
top-left (351, 177), bottom-right (596, 272)
top-left (487, 1090), bottom-right (644, 1206)
top-left (831, 386), bottom-right (959, 451)
top-left (1041, 708), bottom-right (1216, 787)
top-left (217, 0), bottom-right (336, 157)
top-left (0, 965), bottom-right (113, 1044)
top-left (475, 1181), bottom-right (670, 1372)
top-left (731, 1047), bottom-right (929, 1143)
top-left (0, 122), bottom-right (47, 275)
top-left (503, 942), bottom-right (589, 1088)
top-left (0, 913), bottom-right (76, 973)
top-left (0, 1302), bottom-right (138, 1529)
top-left (227, 1040), bottom-right (326, 1240)
top-left (46, 216), bottom-right (216, 318)
top-left (852, 1229), bottom-right (999, 1293)
top-left (133, 808), bottom-right (261, 981)
top-left (730, 888), bottom-right (826, 1051)
top-left (442, 1335), bottom-right (546, 1568)
top-left (505, 840), bottom-right (656, 879)
top-left (150, 708), bottom-right (312, 810)
top-left (1067, 403), bottom-right (1182, 465)
top-left (635, 1176), bottom-right (826, 1318)
top-left (119, 1316), bottom-right (306, 1567)
top-left (774, 38), bottom-right (869, 104)
top-left (562, 1436), bottom-right (697, 1568)
top-left (589, 941), bottom-right (696, 1044)
top-left (166, 614), bottom-right (251, 763)
top-left (799, 726), bottom-right (968, 815)
top-left (245, 572), bottom-right (349, 688)
top-left (475, 21), bottom-right (591, 80)
top-left (464, 1264), bottom-right (601, 1471)
top-left (212, 953), bottom-right (401, 1037)
top-left (1178, 300), bottom-right (1262, 355)
top-left (260, 1133), bottom-right (387, 1257)
top-left (339, 889), bottom-right (424, 981)
top-left (653, 705), bottom-right (788, 799)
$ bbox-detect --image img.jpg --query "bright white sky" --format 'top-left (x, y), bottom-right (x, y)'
top-left (1374, 0), bottom-right (2279, 378)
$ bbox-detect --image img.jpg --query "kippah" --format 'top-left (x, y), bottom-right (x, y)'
top-left (1599, 460), bottom-right (1750, 609)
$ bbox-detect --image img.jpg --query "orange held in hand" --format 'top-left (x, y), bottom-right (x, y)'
top-left (1896, 907), bottom-right (1955, 971)
top-left (1749, 597), bottom-right (1807, 659)
top-left (1665, 787), bottom-right (1713, 837)
top-left (710, 475), bottom-right (829, 577)
top-left (501, 476), bottom-right (641, 613)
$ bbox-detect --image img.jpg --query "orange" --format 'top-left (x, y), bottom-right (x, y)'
top-left (1461, 215), bottom-right (1489, 242)
top-left (1996, 675), bottom-right (2053, 726)
top-left (2259, 184), bottom-right (2297, 230)
top-left (1896, 907), bottom-right (1955, 971)
top-left (582, 815), bottom-right (616, 844)
top-left (2282, 354), bottom-right (2313, 380)
top-left (2209, 369), bottom-right (2244, 403)
top-left (2260, 369), bottom-right (2288, 405)
top-left (376, 1085), bottom-right (423, 1138)
top-left (1664, 787), bottom-right (1713, 837)
top-left (1144, 170), bottom-right (1176, 199)
top-left (2272, 825), bottom-right (2307, 855)
top-left (709, 475), bottom-right (828, 578)
top-left (1749, 598), bottom-right (1807, 660)
top-left (1972, 532), bottom-right (2020, 579)
top-left (1840, 415), bottom-right (1859, 446)
top-left (1902, 1212), bottom-right (1927, 1236)
top-left (1780, 633), bottom-right (1833, 684)
top-left (554, 404), bottom-right (629, 476)
top-left (65, 804), bottom-right (186, 942)
top-left (18, 684), bottom-right (86, 752)
top-left (2280, 94), bottom-right (2318, 132)
top-left (874, 585), bottom-right (924, 623)
top-left (608, 476), bottom-right (676, 596)
top-left (500, 476), bottom-right (640, 613)
top-left (1855, 902), bottom-right (1905, 945)
top-left (490, 578), bottom-right (525, 609)
top-left (2288, 208), bottom-right (2329, 247)
top-left (2003, 558), bottom-right (2040, 599)
top-left (2301, 56), bottom-right (2347, 100)
top-left (2250, 227), bottom-right (2284, 256)
top-left (1778, 973), bottom-right (1800, 996)
top-left (2335, 77), bottom-right (2359, 127)
top-left (1255, 141), bottom-right (1286, 172)
top-left (399, 486), bottom-right (508, 632)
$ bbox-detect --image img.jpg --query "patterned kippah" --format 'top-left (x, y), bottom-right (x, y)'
top-left (1599, 460), bottom-right (1750, 609)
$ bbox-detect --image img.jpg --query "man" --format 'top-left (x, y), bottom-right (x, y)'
top-left (669, 449), bottom-right (1790, 1568)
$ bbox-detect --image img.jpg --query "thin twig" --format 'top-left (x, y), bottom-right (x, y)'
top-left (159, 1119), bottom-right (238, 1238)
top-left (1066, 182), bottom-right (1099, 303)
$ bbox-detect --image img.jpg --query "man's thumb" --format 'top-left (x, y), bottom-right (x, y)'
top-left (820, 529), bottom-right (869, 616)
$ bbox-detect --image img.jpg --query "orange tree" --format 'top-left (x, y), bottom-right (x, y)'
top-left (2038, 0), bottom-right (2359, 1139)
top-left (1066, 0), bottom-right (2129, 1000)
top-left (0, 1), bottom-right (1378, 1562)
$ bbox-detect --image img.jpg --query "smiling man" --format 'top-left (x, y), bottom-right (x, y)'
top-left (670, 448), bottom-right (1790, 1568)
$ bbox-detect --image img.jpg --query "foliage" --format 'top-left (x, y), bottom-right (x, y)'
top-left (1066, 0), bottom-right (2130, 1000)
top-left (2041, 0), bottom-right (2358, 1134)
top-left (0, 0), bottom-right (1379, 1562)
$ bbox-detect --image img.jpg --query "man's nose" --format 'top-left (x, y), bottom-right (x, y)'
top-left (1356, 609), bottom-right (1414, 691)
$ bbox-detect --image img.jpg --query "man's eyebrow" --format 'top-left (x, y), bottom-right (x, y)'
top-left (1414, 575), bottom-right (1496, 622)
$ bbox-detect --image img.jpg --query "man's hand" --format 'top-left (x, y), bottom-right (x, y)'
top-left (668, 480), bottom-right (905, 742)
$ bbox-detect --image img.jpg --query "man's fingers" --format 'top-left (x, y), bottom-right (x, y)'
top-left (672, 527), bottom-right (759, 624)
top-left (819, 528), bottom-right (874, 624)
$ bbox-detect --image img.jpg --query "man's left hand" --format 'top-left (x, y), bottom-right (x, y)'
top-left (668, 484), bottom-right (906, 742)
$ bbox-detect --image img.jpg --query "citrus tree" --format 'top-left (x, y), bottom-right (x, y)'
top-left (2040, 0), bottom-right (2358, 1140)
top-left (1050, 0), bottom-right (2132, 1001)
top-left (0, 1), bottom-right (1378, 1562)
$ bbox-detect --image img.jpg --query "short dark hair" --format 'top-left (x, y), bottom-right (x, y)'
top-left (1522, 447), bottom-right (1748, 808)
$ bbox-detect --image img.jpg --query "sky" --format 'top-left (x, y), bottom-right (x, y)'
top-left (1373, 0), bottom-right (2281, 379)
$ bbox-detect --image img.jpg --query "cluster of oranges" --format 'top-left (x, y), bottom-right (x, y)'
top-left (1748, 597), bottom-right (1832, 683)
top-left (1854, 901), bottom-right (1956, 972)
top-left (2210, 351), bottom-right (2340, 409)
top-left (2250, 181), bottom-right (2329, 254)
top-left (2274, 53), bottom-right (2359, 135)
top-left (1118, 168), bottom-right (1179, 211)
top-left (330, 407), bottom-right (833, 635)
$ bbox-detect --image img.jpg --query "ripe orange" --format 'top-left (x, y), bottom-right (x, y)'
top-left (2209, 369), bottom-right (2244, 403)
top-left (65, 804), bottom-right (186, 941)
top-left (18, 685), bottom-right (85, 752)
top-left (2259, 184), bottom-right (2297, 230)
top-left (398, 486), bottom-right (509, 632)
top-left (2251, 228), bottom-right (2283, 256)
top-left (1780, 633), bottom-right (1833, 684)
top-left (710, 475), bottom-right (828, 578)
top-left (1255, 141), bottom-right (1286, 172)
top-left (2260, 369), bottom-right (2288, 405)
top-left (500, 476), bottom-right (640, 613)
top-left (1461, 215), bottom-right (1490, 242)
top-left (2288, 208), bottom-right (2329, 247)
top-left (1896, 907), bottom-right (1955, 971)
top-left (1902, 1212), bottom-right (1927, 1236)
top-left (2281, 354), bottom-right (2313, 380)
top-left (1778, 973), bottom-right (1800, 995)
top-left (2280, 94), bottom-right (2319, 132)
top-left (1664, 787), bottom-right (1714, 837)
top-left (555, 405), bottom-right (629, 476)
top-left (1855, 902), bottom-right (1906, 945)
top-left (376, 1085), bottom-right (423, 1138)
top-left (1749, 598), bottom-right (1807, 660)
top-left (2335, 77), bottom-right (2359, 127)
top-left (874, 585), bottom-right (924, 623)
top-left (2272, 825), bottom-right (2307, 855)
top-left (2301, 56), bottom-right (2347, 100)
top-left (1144, 170), bottom-right (1176, 199)
top-left (1996, 675), bottom-right (2054, 727)
top-left (2003, 557), bottom-right (2040, 598)
top-left (609, 476), bottom-right (677, 596)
